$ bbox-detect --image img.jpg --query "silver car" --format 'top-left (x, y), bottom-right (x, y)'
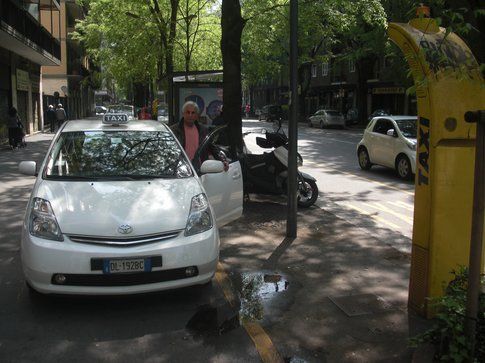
top-left (308, 109), bottom-right (346, 129)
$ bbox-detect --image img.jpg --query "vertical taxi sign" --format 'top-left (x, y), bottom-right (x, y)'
top-left (388, 6), bottom-right (485, 316)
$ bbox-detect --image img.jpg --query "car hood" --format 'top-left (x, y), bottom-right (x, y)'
top-left (34, 178), bottom-right (202, 237)
top-left (403, 136), bottom-right (417, 145)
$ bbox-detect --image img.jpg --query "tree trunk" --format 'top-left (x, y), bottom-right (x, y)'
top-left (298, 62), bottom-right (312, 121)
top-left (221, 0), bottom-right (245, 154)
top-left (355, 57), bottom-right (374, 125)
top-left (167, 0), bottom-right (179, 124)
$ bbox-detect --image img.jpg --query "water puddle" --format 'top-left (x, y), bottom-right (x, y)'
top-left (186, 272), bottom-right (289, 337)
top-left (239, 272), bottom-right (289, 322)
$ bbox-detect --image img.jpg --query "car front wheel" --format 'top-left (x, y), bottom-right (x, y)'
top-left (396, 155), bottom-right (413, 180)
top-left (358, 147), bottom-right (372, 170)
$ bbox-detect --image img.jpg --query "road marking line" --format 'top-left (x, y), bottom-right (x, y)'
top-left (215, 262), bottom-right (283, 363)
top-left (303, 161), bottom-right (415, 196)
top-left (388, 201), bottom-right (414, 211)
top-left (362, 202), bottom-right (413, 224)
top-left (215, 262), bottom-right (238, 307)
top-left (342, 202), bottom-right (401, 229)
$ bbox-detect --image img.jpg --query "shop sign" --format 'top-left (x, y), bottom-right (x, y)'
top-left (16, 69), bottom-right (30, 91)
top-left (372, 87), bottom-right (405, 94)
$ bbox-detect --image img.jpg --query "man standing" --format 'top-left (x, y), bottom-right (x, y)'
top-left (171, 101), bottom-right (228, 170)
top-left (46, 105), bottom-right (56, 132)
top-left (55, 104), bottom-right (67, 130)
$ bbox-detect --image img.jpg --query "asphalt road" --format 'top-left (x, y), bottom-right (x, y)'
top-left (242, 119), bottom-right (415, 253)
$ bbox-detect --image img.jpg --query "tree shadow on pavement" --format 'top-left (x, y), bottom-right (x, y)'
top-left (219, 197), bottom-right (431, 362)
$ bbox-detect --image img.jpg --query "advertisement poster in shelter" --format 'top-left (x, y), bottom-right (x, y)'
top-left (175, 82), bottom-right (223, 125)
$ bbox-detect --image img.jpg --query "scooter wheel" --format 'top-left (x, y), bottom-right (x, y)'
top-left (297, 179), bottom-right (318, 208)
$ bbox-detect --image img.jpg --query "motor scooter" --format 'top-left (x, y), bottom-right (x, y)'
top-left (240, 122), bottom-right (318, 207)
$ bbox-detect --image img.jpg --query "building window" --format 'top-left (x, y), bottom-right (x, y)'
top-left (311, 64), bottom-right (317, 78)
top-left (349, 59), bottom-right (355, 73)
top-left (322, 62), bottom-right (329, 77)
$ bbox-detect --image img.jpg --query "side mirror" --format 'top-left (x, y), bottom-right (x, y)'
top-left (386, 129), bottom-right (397, 137)
top-left (200, 160), bottom-right (224, 174)
top-left (19, 161), bottom-right (37, 176)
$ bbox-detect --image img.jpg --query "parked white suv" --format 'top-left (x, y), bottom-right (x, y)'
top-left (19, 115), bottom-right (243, 295)
top-left (357, 116), bottom-right (417, 179)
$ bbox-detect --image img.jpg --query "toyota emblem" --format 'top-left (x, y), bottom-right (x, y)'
top-left (118, 224), bottom-right (133, 234)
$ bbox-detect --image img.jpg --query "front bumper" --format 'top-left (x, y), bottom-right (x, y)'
top-left (21, 228), bottom-right (219, 295)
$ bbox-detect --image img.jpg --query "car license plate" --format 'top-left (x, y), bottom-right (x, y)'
top-left (103, 258), bottom-right (151, 274)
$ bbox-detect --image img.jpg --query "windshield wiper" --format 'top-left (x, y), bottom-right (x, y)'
top-left (45, 175), bottom-right (102, 181)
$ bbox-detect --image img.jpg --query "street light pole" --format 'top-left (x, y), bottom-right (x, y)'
top-left (287, 0), bottom-right (298, 238)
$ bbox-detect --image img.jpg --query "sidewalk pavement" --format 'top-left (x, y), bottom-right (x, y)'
top-left (2, 129), bottom-right (433, 362)
top-left (218, 196), bottom-right (433, 362)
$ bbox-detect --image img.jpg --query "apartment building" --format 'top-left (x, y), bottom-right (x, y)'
top-left (0, 0), bottom-right (61, 137)
top-left (41, 0), bottom-right (94, 122)
top-left (250, 56), bottom-right (416, 123)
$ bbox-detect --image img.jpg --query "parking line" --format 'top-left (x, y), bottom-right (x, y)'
top-left (388, 200), bottom-right (414, 211)
top-left (362, 202), bottom-right (413, 224)
top-left (215, 263), bottom-right (283, 363)
top-left (342, 202), bottom-right (401, 229)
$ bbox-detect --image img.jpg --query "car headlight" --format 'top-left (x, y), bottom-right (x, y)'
top-left (185, 193), bottom-right (213, 236)
top-left (29, 198), bottom-right (64, 241)
top-left (406, 141), bottom-right (417, 151)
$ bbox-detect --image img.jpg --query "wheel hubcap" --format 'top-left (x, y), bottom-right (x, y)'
top-left (359, 151), bottom-right (368, 166)
top-left (298, 182), bottom-right (312, 202)
top-left (398, 160), bottom-right (408, 176)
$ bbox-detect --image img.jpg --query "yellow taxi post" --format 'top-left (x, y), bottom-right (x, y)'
top-left (388, 5), bottom-right (485, 317)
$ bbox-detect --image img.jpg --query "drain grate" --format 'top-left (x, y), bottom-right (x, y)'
top-left (328, 293), bottom-right (394, 317)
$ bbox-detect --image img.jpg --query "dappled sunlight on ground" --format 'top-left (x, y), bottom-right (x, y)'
top-left (219, 196), bottom-right (429, 361)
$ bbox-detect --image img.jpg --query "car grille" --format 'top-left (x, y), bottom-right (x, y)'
top-left (67, 230), bottom-right (182, 247)
top-left (51, 266), bottom-right (199, 286)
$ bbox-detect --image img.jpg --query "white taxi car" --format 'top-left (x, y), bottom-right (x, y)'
top-left (357, 116), bottom-right (417, 179)
top-left (19, 114), bottom-right (243, 295)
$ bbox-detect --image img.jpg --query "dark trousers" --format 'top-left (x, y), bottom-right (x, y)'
top-left (8, 127), bottom-right (23, 148)
top-left (56, 119), bottom-right (65, 131)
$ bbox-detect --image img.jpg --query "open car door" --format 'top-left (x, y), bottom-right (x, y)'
top-left (194, 126), bottom-right (243, 227)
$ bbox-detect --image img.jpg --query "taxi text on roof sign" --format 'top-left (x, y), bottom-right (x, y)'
top-left (103, 113), bottom-right (129, 124)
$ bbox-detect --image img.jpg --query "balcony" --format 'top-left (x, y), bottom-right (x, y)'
top-left (0, 0), bottom-right (60, 65)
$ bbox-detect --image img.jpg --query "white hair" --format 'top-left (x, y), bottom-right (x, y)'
top-left (182, 101), bottom-right (200, 114)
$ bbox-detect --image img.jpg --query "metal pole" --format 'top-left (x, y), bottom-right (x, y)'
top-left (286, 0), bottom-right (298, 238)
top-left (464, 110), bottom-right (485, 357)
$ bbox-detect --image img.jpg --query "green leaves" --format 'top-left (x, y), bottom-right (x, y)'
top-left (74, 0), bottom-right (222, 95)
top-left (410, 267), bottom-right (485, 362)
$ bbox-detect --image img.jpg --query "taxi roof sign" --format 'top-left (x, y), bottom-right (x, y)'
top-left (103, 113), bottom-right (129, 124)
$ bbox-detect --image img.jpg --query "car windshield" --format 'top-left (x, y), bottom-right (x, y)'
top-left (395, 119), bottom-right (417, 138)
top-left (44, 130), bottom-right (192, 180)
top-left (326, 110), bottom-right (341, 116)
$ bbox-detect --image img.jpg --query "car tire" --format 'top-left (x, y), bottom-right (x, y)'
top-left (396, 154), bottom-right (413, 180)
top-left (308, 120), bottom-right (312, 128)
top-left (320, 121), bottom-right (324, 129)
top-left (297, 179), bottom-right (318, 208)
top-left (358, 147), bottom-right (372, 170)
